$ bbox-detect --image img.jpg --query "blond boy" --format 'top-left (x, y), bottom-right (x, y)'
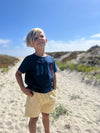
top-left (15, 28), bottom-right (57, 133)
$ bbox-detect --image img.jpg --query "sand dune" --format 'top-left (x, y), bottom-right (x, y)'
top-left (0, 57), bottom-right (100, 133)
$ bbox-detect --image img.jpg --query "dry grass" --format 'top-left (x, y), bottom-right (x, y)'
top-left (47, 52), bottom-right (69, 58)
top-left (62, 52), bottom-right (78, 62)
top-left (0, 55), bottom-right (19, 68)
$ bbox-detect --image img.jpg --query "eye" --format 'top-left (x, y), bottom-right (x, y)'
top-left (34, 37), bottom-right (38, 41)
top-left (40, 35), bottom-right (44, 38)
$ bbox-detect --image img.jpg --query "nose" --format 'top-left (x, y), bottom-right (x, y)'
top-left (38, 37), bottom-right (42, 39)
top-left (38, 37), bottom-right (44, 42)
top-left (37, 38), bottom-right (42, 42)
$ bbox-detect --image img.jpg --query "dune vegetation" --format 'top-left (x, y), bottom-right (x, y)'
top-left (0, 55), bottom-right (19, 72)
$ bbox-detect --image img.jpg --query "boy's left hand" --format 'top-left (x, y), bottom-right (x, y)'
top-left (22, 87), bottom-right (34, 97)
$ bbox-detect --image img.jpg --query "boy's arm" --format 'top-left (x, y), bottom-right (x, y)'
top-left (15, 70), bottom-right (33, 97)
top-left (53, 73), bottom-right (57, 90)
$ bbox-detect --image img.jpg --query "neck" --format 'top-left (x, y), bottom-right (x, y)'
top-left (35, 50), bottom-right (46, 57)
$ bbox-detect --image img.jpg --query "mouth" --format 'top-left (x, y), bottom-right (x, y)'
top-left (38, 42), bottom-right (45, 46)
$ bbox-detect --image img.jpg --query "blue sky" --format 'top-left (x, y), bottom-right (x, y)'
top-left (0, 0), bottom-right (100, 57)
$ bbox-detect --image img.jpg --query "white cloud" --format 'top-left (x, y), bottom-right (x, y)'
top-left (90, 34), bottom-right (100, 38)
top-left (0, 38), bottom-right (11, 47)
top-left (1, 37), bottom-right (100, 57)
top-left (0, 39), bottom-right (11, 44)
top-left (46, 38), bottom-right (100, 52)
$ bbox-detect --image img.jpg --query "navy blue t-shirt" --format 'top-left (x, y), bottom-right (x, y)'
top-left (18, 54), bottom-right (57, 93)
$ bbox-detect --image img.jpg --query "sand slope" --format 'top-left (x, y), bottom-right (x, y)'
top-left (0, 58), bottom-right (100, 133)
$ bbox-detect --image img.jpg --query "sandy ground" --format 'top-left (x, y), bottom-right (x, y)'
top-left (0, 57), bottom-right (100, 133)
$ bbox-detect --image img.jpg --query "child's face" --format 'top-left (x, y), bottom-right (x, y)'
top-left (31, 32), bottom-right (47, 49)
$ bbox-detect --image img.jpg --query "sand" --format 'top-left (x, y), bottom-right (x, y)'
top-left (0, 57), bottom-right (100, 133)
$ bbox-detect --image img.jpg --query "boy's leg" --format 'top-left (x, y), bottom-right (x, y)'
top-left (29, 117), bottom-right (38, 133)
top-left (42, 113), bottom-right (50, 133)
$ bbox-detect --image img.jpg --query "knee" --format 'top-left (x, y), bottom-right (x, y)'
top-left (29, 117), bottom-right (38, 125)
top-left (42, 113), bottom-right (49, 119)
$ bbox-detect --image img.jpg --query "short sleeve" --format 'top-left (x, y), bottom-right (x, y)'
top-left (54, 61), bottom-right (57, 73)
top-left (18, 57), bottom-right (30, 73)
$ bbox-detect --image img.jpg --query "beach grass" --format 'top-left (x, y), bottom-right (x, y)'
top-left (56, 62), bottom-right (100, 72)
top-left (70, 94), bottom-right (81, 100)
top-left (56, 61), bottom-right (100, 81)
top-left (0, 55), bottom-right (19, 72)
top-left (51, 104), bottom-right (69, 120)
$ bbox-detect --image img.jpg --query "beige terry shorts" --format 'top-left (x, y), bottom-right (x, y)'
top-left (25, 89), bottom-right (56, 118)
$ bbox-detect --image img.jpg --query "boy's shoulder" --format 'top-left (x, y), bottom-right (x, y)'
top-left (46, 54), bottom-right (56, 63)
top-left (47, 54), bottom-right (54, 58)
top-left (46, 54), bottom-right (54, 60)
top-left (23, 54), bottom-right (36, 63)
top-left (24, 54), bottom-right (35, 59)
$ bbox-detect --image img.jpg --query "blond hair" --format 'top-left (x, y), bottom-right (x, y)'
top-left (25, 28), bottom-right (45, 46)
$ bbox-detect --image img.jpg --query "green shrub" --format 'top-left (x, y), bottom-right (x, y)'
top-left (70, 95), bottom-right (81, 100)
top-left (1, 68), bottom-right (9, 72)
top-left (77, 64), bottom-right (85, 72)
top-left (95, 74), bottom-right (100, 81)
top-left (51, 104), bottom-right (69, 120)
top-left (56, 62), bottom-right (67, 70)
top-left (67, 63), bottom-right (75, 70)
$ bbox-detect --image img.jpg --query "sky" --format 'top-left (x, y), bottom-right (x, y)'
top-left (0, 0), bottom-right (100, 57)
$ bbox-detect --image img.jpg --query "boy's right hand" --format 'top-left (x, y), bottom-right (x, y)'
top-left (22, 88), bottom-right (34, 97)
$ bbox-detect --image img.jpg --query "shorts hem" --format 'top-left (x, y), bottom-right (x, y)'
top-left (25, 114), bottom-right (40, 118)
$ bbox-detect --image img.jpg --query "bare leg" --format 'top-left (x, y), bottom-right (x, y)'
top-left (29, 117), bottom-right (38, 133)
top-left (42, 113), bottom-right (50, 133)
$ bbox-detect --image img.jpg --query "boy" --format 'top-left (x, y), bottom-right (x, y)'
top-left (15, 28), bottom-right (57, 133)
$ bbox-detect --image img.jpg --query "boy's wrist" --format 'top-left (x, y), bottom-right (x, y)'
top-left (21, 87), bottom-right (26, 91)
